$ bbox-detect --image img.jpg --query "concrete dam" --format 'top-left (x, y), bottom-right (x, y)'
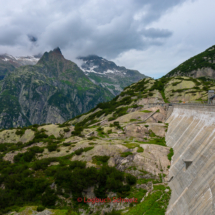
top-left (166, 104), bottom-right (215, 215)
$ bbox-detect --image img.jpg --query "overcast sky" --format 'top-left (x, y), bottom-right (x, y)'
top-left (0, 0), bottom-right (215, 78)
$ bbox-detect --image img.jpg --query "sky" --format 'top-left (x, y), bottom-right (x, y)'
top-left (0, 0), bottom-right (215, 78)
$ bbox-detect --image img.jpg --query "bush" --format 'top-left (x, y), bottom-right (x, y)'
top-left (137, 147), bottom-right (144, 153)
top-left (63, 142), bottom-right (71, 146)
top-left (92, 156), bottom-right (110, 165)
top-left (74, 148), bottom-right (84, 155)
top-left (14, 151), bottom-right (35, 163)
top-left (63, 128), bottom-right (70, 132)
top-left (126, 174), bottom-right (137, 185)
top-left (58, 123), bottom-right (71, 128)
top-left (168, 148), bottom-right (174, 161)
top-left (47, 144), bottom-right (57, 152)
top-left (37, 206), bottom-right (45, 212)
top-left (29, 146), bottom-right (44, 153)
top-left (70, 161), bottom-right (86, 170)
top-left (107, 129), bottom-right (112, 134)
top-left (83, 147), bottom-right (94, 152)
top-left (120, 151), bottom-right (133, 157)
top-left (41, 188), bottom-right (57, 207)
top-left (15, 129), bottom-right (25, 137)
top-left (71, 125), bottom-right (83, 137)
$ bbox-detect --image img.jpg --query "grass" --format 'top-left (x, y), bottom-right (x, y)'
top-left (140, 110), bottom-right (152, 113)
top-left (124, 185), bottom-right (171, 215)
top-left (124, 143), bottom-right (139, 149)
top-left (137, 147), bottom-right (144, 153)
top-left (129, 119), bottom-right (139, 122)
top-left (120, 151), bottom-right (133, 157)
top-left (144, 137), bottom-right (166, 147)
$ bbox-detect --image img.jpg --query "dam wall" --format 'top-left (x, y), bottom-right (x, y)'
top-left (166, 104), bottom-right (215, 215)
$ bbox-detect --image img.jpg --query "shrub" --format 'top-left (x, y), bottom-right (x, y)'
top-left (71, 125), bottom-right (83, 137)
top-left (70, 161), bottom-right (86, 170)
top-left (14, 151), bottom-right (35, 163)
top-left (107, 129), bottom-right (112, 134)
top-left (29, 146), bottom-right (44, 153)
top-left (137, 147), bottom-right (144, 153)
top-left (41, 188), bottom-right (57, 207)
top-left (15, 129), bottom-right (25, 137)
top-left (83, 147), bottom-right (94, 152)
top-left (37, 206), bottom-right (45, 212)
top-left (74, 148), bottom-right (84, 155)
top-left (120, 151), bottom-right (133, 157)
top-left (168, 148), bottom-right (174, 161)
top-left (126, 174), bottom-right (137, 185)
top-left (92, 156), bottom-right (110, 165)
top-left (63, 128), bottom-right (70, 132)
top-left (58, 123), bottom-right (71, 128)
top-left (63, 142), bottom-right (71, 146)
top-left (47, 144), bottom-right (57, 152)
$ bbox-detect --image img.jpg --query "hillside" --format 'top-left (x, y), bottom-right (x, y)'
top-left (0, 48), bottom-right (113, 129)
top-left (69, 76), bottom-right (215, 127)
top-left (164, 45), bottom-right (215, 79)
top-left (1, 75), bottom-right (215, 214)
top-left (78, 55), bottom-right (147, 95)
top-left (0, 76), bottom-right (175, 215)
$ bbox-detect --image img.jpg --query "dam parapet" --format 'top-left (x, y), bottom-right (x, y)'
top-left (165, 104), bottom-right (215, 215)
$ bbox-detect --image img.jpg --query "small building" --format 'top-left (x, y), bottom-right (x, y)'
top-left (208, 90), bottom-right (215, 104)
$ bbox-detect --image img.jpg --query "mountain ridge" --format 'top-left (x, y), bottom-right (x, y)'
top-left (164, 44), bottom-right (215, 79)
top-left (78, 55), bottom-right (148, 95)
top-left (0, 48), bottom-right (114, 129)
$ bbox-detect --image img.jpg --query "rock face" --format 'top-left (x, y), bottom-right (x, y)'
top-left (78, 55), bottom-right (148, 95)
top-left (0, 48), bottom-right (113, 128)
top-left (164, 45), bottom-right (215, 79)
top-left (166, 104), bottom-right (215, 215)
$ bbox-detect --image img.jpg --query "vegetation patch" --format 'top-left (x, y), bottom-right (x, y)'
top-left (124, 143), bottom-right (139, 149)
top-left (137, 147), bottom-right (144, 153)
top-left (124, 185), bottom-right (171, 215)
top-left (140, 110), bottom-right (152, 113)
top-left (120, 151), bottom-right (133, 157)
top-left (92, 155), bottom-right (110, 165)
top-left (168, 148), bottom-right (174, 161)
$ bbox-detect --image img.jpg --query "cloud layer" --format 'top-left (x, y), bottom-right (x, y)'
top-left (0, 0), bottom-right (215, 78)
top-left (0, 0), bottom-right (185, 57)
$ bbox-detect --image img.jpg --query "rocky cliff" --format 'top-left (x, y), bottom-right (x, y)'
top-left (0, 48), bottom-right (113, 128)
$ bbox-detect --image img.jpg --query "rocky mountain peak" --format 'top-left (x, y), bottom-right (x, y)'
top-left (37, 47), bottom-right (64, 65)
top-left (53, 47), bottom-right (62, 55)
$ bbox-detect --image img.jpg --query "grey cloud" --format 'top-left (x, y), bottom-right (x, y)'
top-left (28, 35), bottom-right (37, 42)
top-left (143, 28), bottom-right (173, 38)
top-left (0, 0), bottom-right (187, 58)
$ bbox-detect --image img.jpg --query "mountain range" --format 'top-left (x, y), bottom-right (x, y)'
top-left (0, 48), bottom-right (113, 128)
top-left (78, 55), bottom-right (147, 95)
